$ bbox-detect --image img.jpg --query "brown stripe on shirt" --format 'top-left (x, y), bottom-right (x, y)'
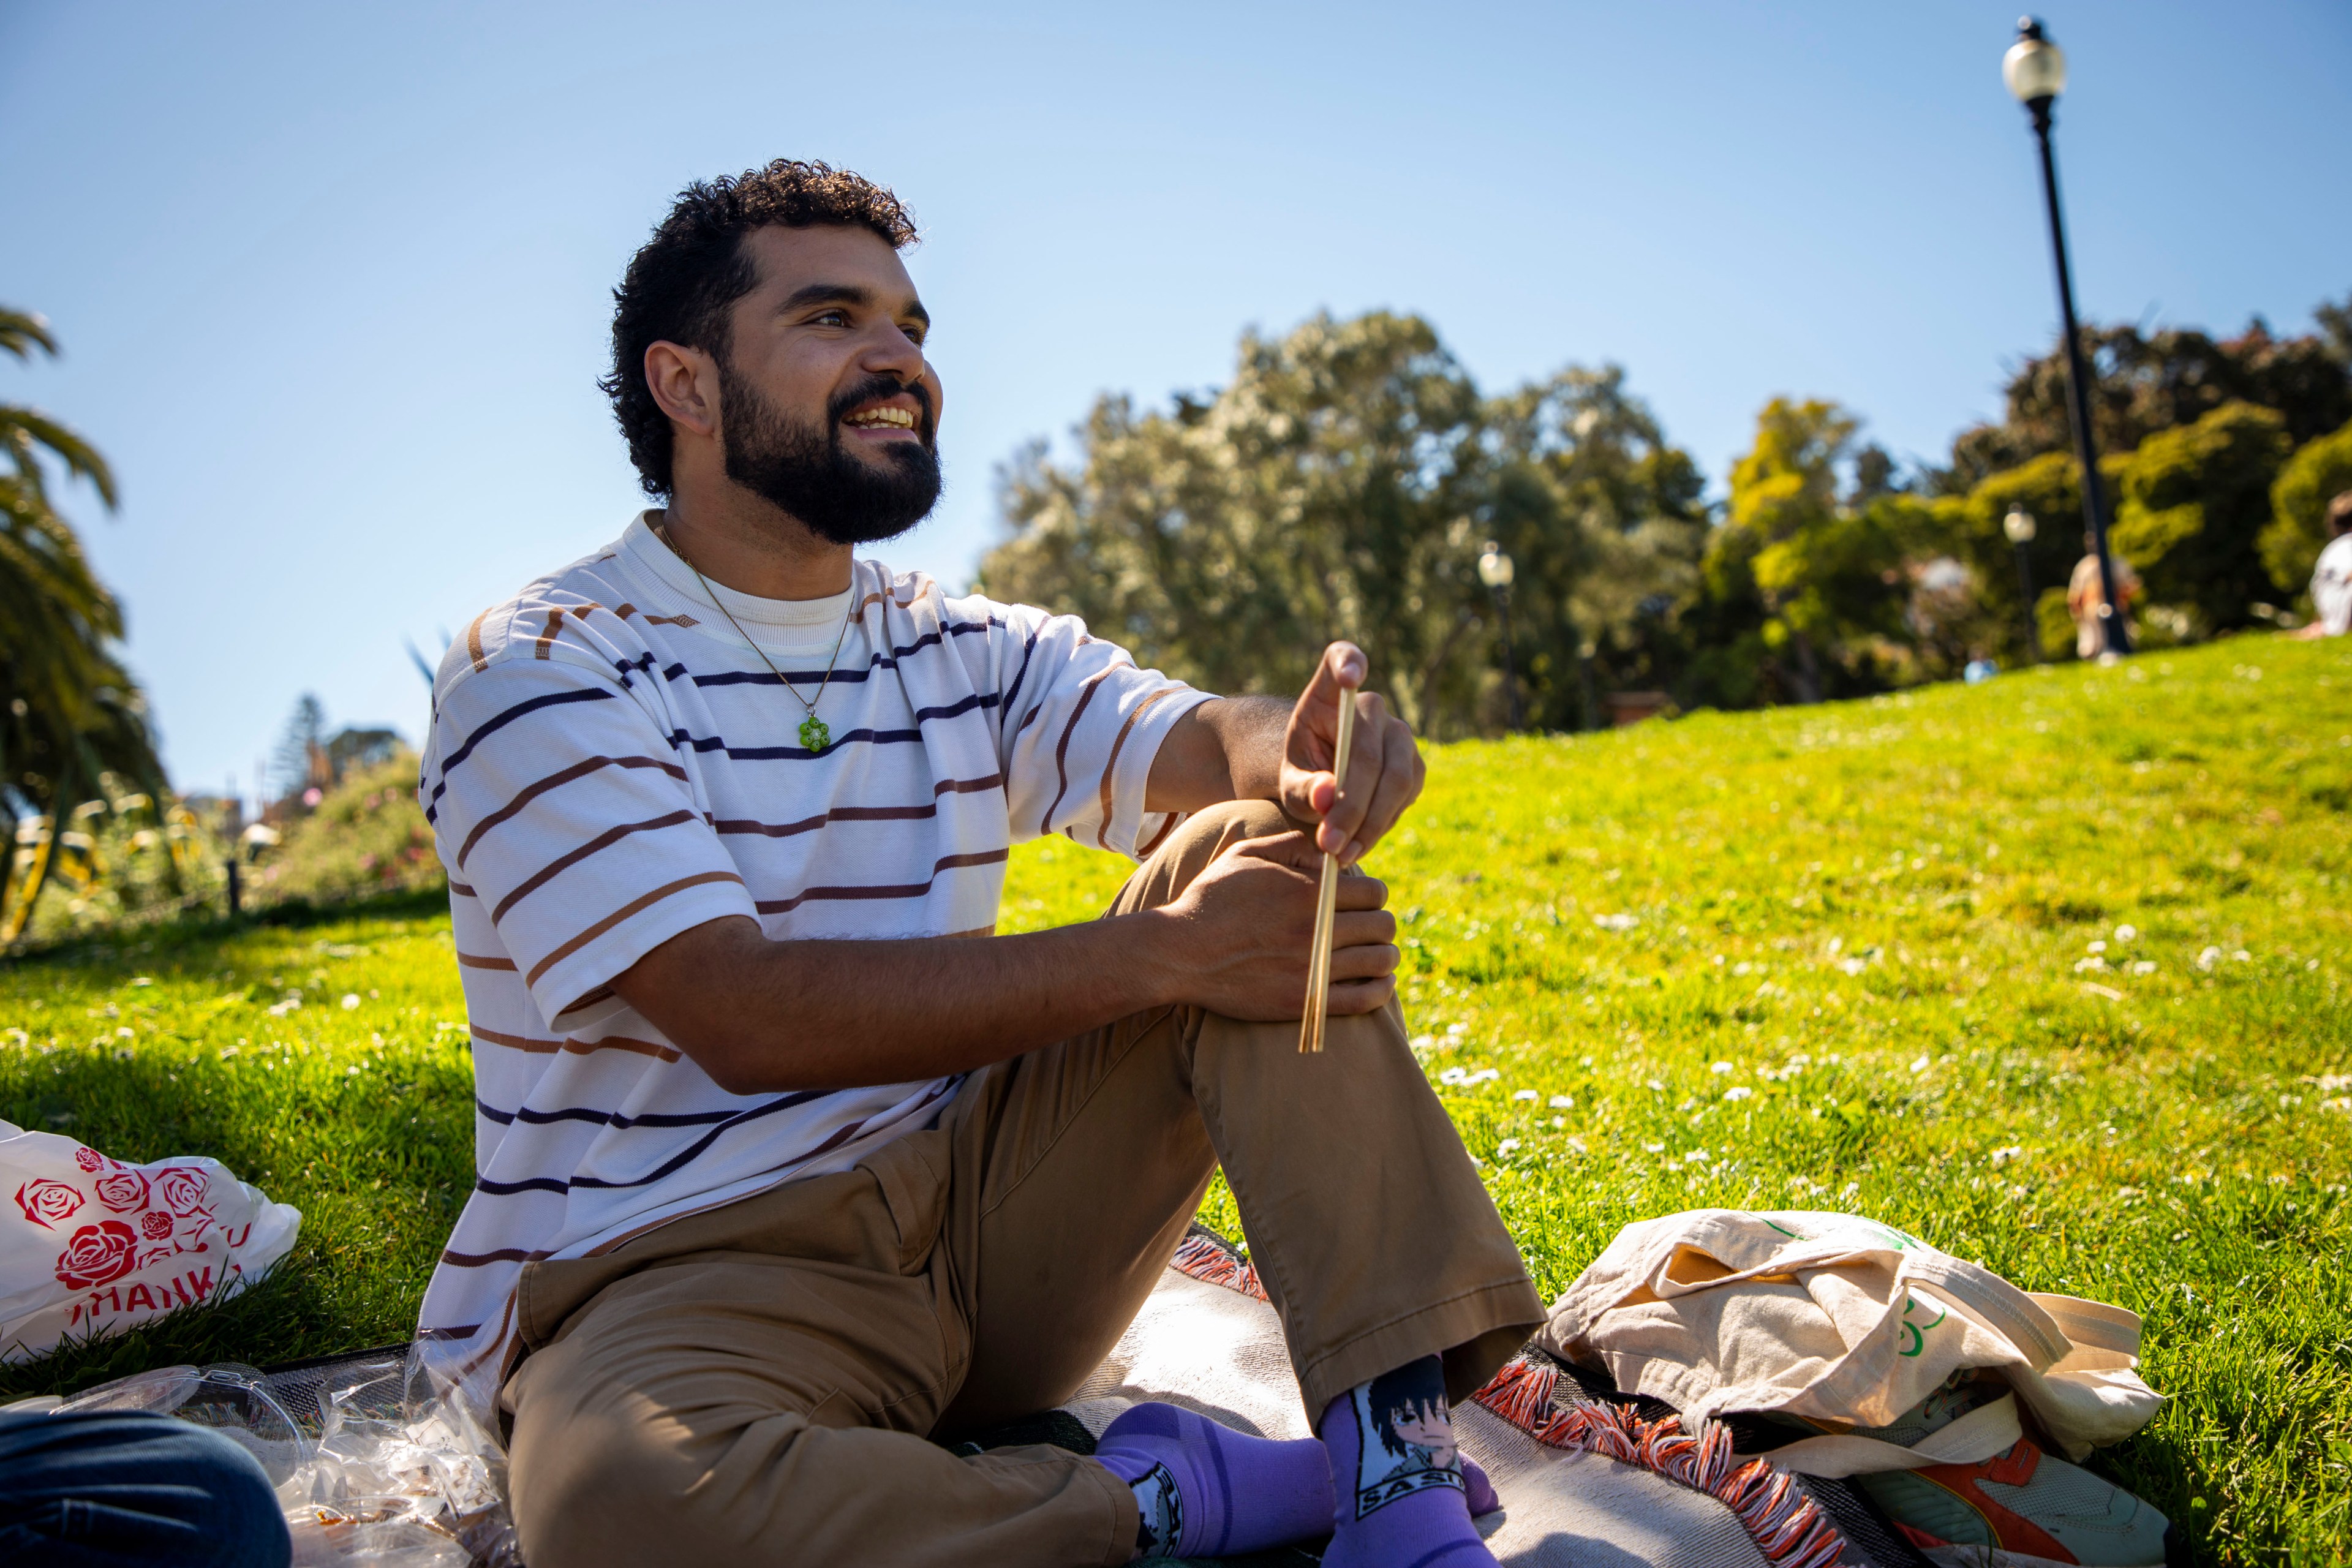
top-left (469, 1023), bottom-right (679, 1063)
top-left (466, 610), bottom-right (491, 673)
top-left (456, 951), bottom-right (518, 970)
top-left (1137, 813), bottom-right (1182, 859)
top-left (567, 1034), bottom-right (680, 1062)
top-left (522, 870), bottom-right (747, 989)
top-left (534, 608), bottom-right (566, 659)
top-left (750, 847), bottom-right (1010, 915)
top-left (1095, 687), bottom-right (1180, 850)
top-left (491, 810), bottom-right (698, 922)
top-left (471, 1025), bottom-right (563, 1053)
top-left (935, 773), bottom-right (1004, 796)
top-left (458, 755), bottom-right (691, 869)
top-left (1039, 668), bottom-right (1116, 835)
top-left (440, 1246), bottom-right (552, 1268)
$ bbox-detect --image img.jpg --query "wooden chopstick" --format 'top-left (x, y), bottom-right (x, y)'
top-left (1298, 689), bottom-right (1359, 1053)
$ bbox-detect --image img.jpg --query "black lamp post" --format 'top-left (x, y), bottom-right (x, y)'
top-left (2005, 17), bottom-right (2129, 657)
top-left (1477, 541), bottom-right (1523, 731)
top-left (2003, 505), bottom-right (2042, 663)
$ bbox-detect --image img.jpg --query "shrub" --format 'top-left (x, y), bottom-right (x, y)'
top-left (252, 753), bottom-right (438, 907)
top-left (2261, 415), bottom-right (2352, 600)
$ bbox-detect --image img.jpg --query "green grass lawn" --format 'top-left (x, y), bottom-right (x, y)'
top-left (4, 635), bottom-right (2348, 1564)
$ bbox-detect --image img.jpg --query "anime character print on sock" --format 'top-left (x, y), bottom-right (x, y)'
top-left (1320, 1357), bottom-right (1499, 1568)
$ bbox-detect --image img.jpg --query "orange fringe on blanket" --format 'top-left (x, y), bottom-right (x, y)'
top-left (1167, 1232), bottom-right (1851, 1568)
top-left (1468, 1357), bottom-right (1848, 1568)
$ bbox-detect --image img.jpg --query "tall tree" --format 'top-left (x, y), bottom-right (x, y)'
top-left (1701, 399), bottom-right (1913, 705)
top-left (2264, 415), bottom-right (2352, 600)
top-left (1, 307), bottom-right (167, 941)
top-left (980, 314), bottom-right (1708, 739)
top-left (982, 312), bottom-right (1493, 737)
top-left (1949, 451), bottom-right (2090, 663)
top-left (1482, 366), bottom-right (1708, 728)
top-left (273, 693), bottom-right (331, 801)
top-left (1944, 316), bottom-right (2351, 494)
top-left (2105, 401), bottom-right (2290, 638)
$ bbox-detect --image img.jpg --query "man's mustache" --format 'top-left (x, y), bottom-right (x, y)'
top-left (829, 377), bottom-right (935, 443)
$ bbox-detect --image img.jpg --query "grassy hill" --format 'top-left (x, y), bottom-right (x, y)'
top-left (3, 635), bottom-right (2346, 1563)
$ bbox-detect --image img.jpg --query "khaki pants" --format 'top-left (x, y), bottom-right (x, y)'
top-left (503, 800), bottom-right (1542, 1568)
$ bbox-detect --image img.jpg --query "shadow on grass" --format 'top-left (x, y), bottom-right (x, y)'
top-left (4, 886), bottom-right (451, 970)
top-left (1, 895), bottom-right (473, 1400)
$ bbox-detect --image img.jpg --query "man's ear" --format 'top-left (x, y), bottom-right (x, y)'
top-left (645, 341), bottom-right (721, 439)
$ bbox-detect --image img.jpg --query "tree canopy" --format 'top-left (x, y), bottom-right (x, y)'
top-left (979, 312), bottom-right (1704, 739)
top-left (1944, 312), bottom-right (2352, 493)
top-left (981, 295), bottom-right (2352, 729)
top-left (1, 306), bottom-right (167, 940)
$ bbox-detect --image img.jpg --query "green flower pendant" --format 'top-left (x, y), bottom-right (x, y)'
top-left (799, 714), bottom-right (831, 753)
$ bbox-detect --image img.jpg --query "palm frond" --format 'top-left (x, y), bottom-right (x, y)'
top-left (0, 308), bottom-right (160, 940)
top-left (0, 405), bottom-right (118, 508)
top-left (0, 308), bottom-right (58, 364)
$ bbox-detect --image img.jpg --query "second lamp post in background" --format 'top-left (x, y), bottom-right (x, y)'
top-left (1477, 540), bottom-right (1523, 732)
top-left (2003, 505), bottom-right (2041, 665)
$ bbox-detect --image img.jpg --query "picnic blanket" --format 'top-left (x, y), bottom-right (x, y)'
top-left (175, 1227), bottom-right (1926, 1567)
top-left (1093, 1231), bottom-right (1909, 1568)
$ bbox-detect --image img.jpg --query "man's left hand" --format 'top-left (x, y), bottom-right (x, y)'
top-left (1280, 642), bottom-right (1425, 867)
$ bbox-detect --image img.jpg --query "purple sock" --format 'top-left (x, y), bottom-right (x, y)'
top-left (1461, 1457), bottom-right (1500, 1518)
top-left (1096, 1401), bottom-right (1333, 1559)
top-left (1317, 1357), bottom-right (1499, 1568)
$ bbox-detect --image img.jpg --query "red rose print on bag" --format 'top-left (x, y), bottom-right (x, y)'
top-left (15, 1179), bottom-right (84, 1229)
top-left (153, 1166), bottom-right (213, 1219)
top-left (54, 1221), bottom-right (139, 1290)
top-left (93, 1169), bottom-right (150, 1213)
top-left (140, 1210), bottom-right (174, 1240)
top-left (73, 1147), bottom-right (105, 1174)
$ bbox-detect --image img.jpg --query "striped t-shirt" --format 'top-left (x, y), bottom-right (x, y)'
top-left (413, 512), bottom-right (1209, 1395)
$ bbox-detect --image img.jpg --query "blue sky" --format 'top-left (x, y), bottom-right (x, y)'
top-left (4, 0), bottom-right (2346, 799)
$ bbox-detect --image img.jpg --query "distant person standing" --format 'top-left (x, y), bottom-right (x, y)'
top-left (2291, 490), bottom-right (2352, 639)
top-left (2067, 533), bottom-right (2139, 659)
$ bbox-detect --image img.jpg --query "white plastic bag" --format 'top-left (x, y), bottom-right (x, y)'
top-left (20, 1350), bottom-right (516, 1567)
top-left (0, 1118), bottom-right (301, 1360)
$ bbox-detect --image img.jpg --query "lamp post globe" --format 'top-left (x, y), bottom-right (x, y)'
top-left (2003, 507), bottom-right (2042, 665)
top-left (2005, 15), bottom-right (2130, 657)
top-left (2002, 22), bottom-right (2066, 104)
top-left (1476, 541), bottom-right (1523, 731)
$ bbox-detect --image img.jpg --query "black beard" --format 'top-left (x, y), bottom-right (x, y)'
top-left (717, 365), bottom-right (942, 546)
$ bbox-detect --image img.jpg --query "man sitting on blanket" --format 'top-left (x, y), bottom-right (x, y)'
top-left (417, 157), bottom-right (1542, 1568)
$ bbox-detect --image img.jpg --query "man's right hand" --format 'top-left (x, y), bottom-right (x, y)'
top-left (1150, 832), bottom-right (1399, 1021)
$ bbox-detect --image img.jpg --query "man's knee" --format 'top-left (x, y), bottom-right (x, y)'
top-left (511, 1390), bottom-right (721, 1566)
top-left (1155, 797), bottom-right (1289, 874)
top-left (1114, 798), bottom-right (1293, 917)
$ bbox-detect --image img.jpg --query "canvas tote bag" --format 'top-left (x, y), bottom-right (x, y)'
top-left (1534, 1208), bottom-right (2160, 1478)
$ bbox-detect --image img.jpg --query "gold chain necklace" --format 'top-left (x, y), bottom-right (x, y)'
top-left (658, 523), bottom-right (857, 754)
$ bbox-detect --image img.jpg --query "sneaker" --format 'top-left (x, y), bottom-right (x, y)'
top-left (1858, 1436), bottom-right (2172, 1566)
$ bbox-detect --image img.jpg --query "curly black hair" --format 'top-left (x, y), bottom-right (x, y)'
top-left (600, 160), bottom-right (919, 497)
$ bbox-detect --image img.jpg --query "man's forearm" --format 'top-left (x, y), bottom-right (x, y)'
top-left (615, 913), bottom-right (1185, 1095)
top-left (1148, 695), bottom-right (1292, 813)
